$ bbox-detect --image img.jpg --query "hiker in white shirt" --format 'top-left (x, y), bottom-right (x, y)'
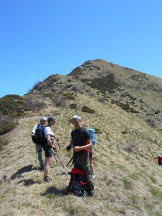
top-left (43, 116), bottom-right (59, 182)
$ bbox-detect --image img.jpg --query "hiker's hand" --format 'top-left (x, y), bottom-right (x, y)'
top-left (73, 146), bottom-right (80, 152)
top-left (52, 145), bottom-right (56, 150)
top-left (66, 144), bottom-right (72, 151)
top-left (55, 137), bottom-right (59, 142)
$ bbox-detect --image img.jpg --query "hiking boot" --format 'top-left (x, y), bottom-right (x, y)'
top-left (86, 182), bottom-right (94, 196)
top-left (87, 190), bottom-right (94, 196)
top-left (40, 165), bottom-right (44, 171)
top-left (91, 173), bottom-right (95, 180)
top-left (44, 176), bottom-right (50, 182)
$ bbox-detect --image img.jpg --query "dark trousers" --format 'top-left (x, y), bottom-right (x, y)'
top-left (73, 152), bottom-right (94, 191)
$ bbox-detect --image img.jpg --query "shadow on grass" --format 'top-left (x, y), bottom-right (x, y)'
top-left (41, 186), bottom-right (66, 198)
top-left (56, 171), bottom-right (69, 176)
top-left (10, 165), bottom-right (37, 180)
top-left (17, 179), bottom-right (41, 186)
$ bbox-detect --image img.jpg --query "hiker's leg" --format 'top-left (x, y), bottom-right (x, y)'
top-left (77, 154), bottom-right (94, 189)
top-left (74, 157), bottom-right (80, 169)
top-left (44, 157), bottom-right (51, 177)
top-left (37, 144), bottom-right (43, 168)
top-left (89, 149), bottom-right (94, 174)
top-left (82, 165), bottom-right (92, 183)
top-left (43, 147), bottom-right (53, 177)
top-left (75, 153), bottom-right (91, 181)
top-left (90, 160), bottom-right (95, 176)
top-left (82, 165), bottom-right (94, 194)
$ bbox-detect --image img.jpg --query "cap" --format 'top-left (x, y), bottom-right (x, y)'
top-left (72, 115), bottom-right (81, 121)
top-left (40, 116), bottom-right (47, 121)
top-left (48, 116), bottom-right (56, 123)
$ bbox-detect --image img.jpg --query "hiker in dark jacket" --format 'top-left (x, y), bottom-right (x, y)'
top-left (31, 117), bottom-right (47, 170)
top-left (43, 116), bottom-right (59, 182)
top-left (67, 115), bottom-right (94, 196)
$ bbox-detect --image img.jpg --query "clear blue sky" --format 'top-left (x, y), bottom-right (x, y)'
top-left (0, 0), bottom-right (162, 97)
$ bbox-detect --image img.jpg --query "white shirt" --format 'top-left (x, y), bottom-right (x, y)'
top-left (44, 126), bottom-right (54, 138)
top-left (32, 124), bottom-right (44, 134)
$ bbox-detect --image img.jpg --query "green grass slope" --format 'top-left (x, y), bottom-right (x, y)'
top-left (0, 93), bottom-right (162, 216)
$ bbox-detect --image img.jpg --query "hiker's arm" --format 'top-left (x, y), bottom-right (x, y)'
top-left (47, 135), bottom-right (55, 149)
top-left (73, 140), bottom-right (92, 152)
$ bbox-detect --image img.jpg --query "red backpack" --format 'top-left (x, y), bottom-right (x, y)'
top-left (66, 168), bottom-right (87, 197)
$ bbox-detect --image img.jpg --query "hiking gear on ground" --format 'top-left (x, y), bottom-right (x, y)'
top-left (88, 128), bottom-right (96, 146)
top-left (67, 168), bottom-right (88, 197)
top-left (35, 124), bottom-right (47, 146)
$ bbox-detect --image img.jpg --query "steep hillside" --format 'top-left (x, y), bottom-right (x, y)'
top-left (0, 60), bottom-right (162, 216)
top-left (30, 59), bottom-right (162, 132)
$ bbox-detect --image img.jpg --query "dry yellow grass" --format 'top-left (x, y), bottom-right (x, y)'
top-left (0, 94), bottom-right (162, 216)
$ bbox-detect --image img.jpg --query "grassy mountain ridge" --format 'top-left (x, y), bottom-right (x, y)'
top-left (31, 59), bottom-right (162, 131)
top-left (0, 60), bottom-right (162, 216)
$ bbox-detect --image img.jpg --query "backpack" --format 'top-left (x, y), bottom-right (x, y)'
top-left (67, 168), bottom-right (88, 197)
top-left (34, 124), bottom-right (47, 146)
top-left (31, 135), bottom-right (37, 144)
top-left (88, 128), bottom-right (96, 146)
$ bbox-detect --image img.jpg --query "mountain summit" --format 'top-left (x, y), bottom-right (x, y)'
top-left (31, 59), bottom-right (162, 131)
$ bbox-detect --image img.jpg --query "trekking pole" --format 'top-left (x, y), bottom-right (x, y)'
top-left (67, 155), bottom-right (74, 167)
top-left (56, 141), bottom-right (66, 168)
top-left (67, 154), bottom-right (78, 167)
top-left (52, 148), bottom-right (64, 168)
top-left (55, 151), bottom-right (65, 169)
top-left (53, 151), bottom-right (59, 164)
top-left (52, 149), bottom-right (68, 175)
